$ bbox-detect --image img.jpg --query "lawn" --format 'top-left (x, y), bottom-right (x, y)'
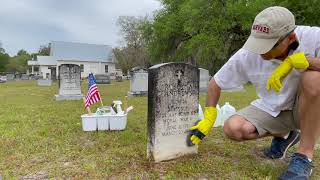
top-left (0, 80), bottom-right (319, 179)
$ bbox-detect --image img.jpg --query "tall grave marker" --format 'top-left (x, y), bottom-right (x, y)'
top-left (147, 63), bottom-right (199, 162)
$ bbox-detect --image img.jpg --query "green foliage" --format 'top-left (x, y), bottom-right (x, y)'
top-left (6, 49), bottom-right (31, 73)
top-left (114, 16), bottom-right (150, 73)
top-left (0, 48), bottom-right (10, 72)
top-left (144, 0), bottom-right (319, 74)
top-left (38, 45), bottom-right (51, 56)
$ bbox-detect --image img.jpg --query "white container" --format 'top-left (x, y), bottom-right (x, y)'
top-left (198, 104), bottom-right (204, 120)
top-left (220, 102), bottom-right (236, 126)
top-left (97, 114), bottom-right (110, 130)
top-left (109, 114), bottom-right (127, 130)
top-left (214, 104), bottom-right (222, 127)
top-left (81, 114), bottom-right (98, 131)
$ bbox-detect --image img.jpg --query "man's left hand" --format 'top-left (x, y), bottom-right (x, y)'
top-left (267, 52), bottom-right (309, 92)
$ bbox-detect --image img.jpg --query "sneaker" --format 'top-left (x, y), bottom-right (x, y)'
top-left (279, 153), bottom-right (314, 180)
top-left (264, 130), bottom-right (300, 159)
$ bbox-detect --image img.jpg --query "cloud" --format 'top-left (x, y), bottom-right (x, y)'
top-left (0, 0), bottom-right (161, 56)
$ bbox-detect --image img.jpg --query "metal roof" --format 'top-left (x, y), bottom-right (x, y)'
top-left (50, 41), bottom-right (114, 63)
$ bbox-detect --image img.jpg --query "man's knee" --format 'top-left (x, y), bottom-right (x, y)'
top-left (300, 71), bottom-right (320, 98)
top-left (223, 115), bottom-right (251, 141)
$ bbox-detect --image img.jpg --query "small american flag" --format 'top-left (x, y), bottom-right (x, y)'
top-left (85, 73), bottom-right (101, 108)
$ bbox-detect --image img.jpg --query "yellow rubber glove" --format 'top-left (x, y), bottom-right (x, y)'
top-left (267, 52), bottom-right (309, 92)
top-left (189, 107), bottom-right (217, 145)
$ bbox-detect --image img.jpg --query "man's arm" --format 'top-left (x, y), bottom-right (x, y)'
top-left (307, 57), bottom-right (320, 71)
top-left (189, 79), bottom-right (221, 145)
top-left (206, 79), bottom-right (221, 107)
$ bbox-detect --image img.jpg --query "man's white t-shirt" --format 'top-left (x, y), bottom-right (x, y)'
top-left (214, 26), bottom-right (320, 117)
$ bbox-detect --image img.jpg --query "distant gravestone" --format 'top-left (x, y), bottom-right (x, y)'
top-left (38, 79), bottom-right (52, 86)
top-left (95, 74), bottom-right (111, 84)
top-left (50, 67), bottom-right (57, 80)
top-left (55, 64), bottom-right (83, 101)
top-left (128, 68), bottom-right (148, 96)
top-left (199, 68), bottom-right (210, 92)
top-left (6, 74), bottom-right (14, 81)
top-left (115, 75), bottom-right (122, 82)
top-left (147, 63), bottom-right (199, 162)
top-left (21, 74), bottom-right (29, 80)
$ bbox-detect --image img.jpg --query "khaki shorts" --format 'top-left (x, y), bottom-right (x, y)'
top-left (236, 100), bottom-right (299, 136)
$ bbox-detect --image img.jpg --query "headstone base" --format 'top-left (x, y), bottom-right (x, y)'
top-left (55, 94), bottom-right (83, 101)
top-left (127, 91), bottom-right (148, 97)
top-left (38, 79), bottom-right (52, 86)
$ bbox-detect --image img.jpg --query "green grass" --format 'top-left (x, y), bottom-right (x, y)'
top-left (0, 80), bottom-right (319, 179)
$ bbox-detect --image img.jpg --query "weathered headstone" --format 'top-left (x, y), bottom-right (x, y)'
top-left (128, 67), bottom-right (148, 96)
top-left (6, 74), bottom-right (14, 81)
top-left (95, 74), bottom-right (111, 84)
top-left (21, 74), bottom-right (29, 80)
top-left (199, 68), bottom-right (210, 92)
top-left (55, 64), bottom-right (83, 101)
top-left (147, 63), bottom-right (199, 162)
top-left (38, 79), bottom-right (52, 86)
top-left (115, 75), bottom-right (122, 82)
top-left (0, 76), bottom-right (6, 83)
top-left (50, 67), bottom-right (57, 80)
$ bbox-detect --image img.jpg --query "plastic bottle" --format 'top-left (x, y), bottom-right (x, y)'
top-left (198, 104), bottom-right (204, 120)
top-left (214, 104), bottom-right (222, 127)
top-left (220, 102), bottom-right (236, 126)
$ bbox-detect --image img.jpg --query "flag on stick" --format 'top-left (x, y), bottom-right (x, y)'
top-left (85, 73), bottom-right (102, 108)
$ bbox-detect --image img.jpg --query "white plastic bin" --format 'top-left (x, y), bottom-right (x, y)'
top-left (81, 114), bottom-right (98, 131)
top-left (97, 114), bottom-right (110, 130)
top-left (109, 114), bottom-right (127, 130)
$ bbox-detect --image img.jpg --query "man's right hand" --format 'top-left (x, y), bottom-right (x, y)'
top-left (190, 107), bottom-right (217, 145)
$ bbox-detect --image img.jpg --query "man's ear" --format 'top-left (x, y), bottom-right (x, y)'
top-left (288, 32), bottom-right (299, 50)
top-left (288, 32), bottom-right (297, 44)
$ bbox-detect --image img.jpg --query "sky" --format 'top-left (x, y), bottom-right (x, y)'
top-left (0, 0), bottom-right (162, 56)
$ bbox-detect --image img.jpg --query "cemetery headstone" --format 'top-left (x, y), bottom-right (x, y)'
top-left (147, 62), bottom-right (199, 162)
top-left (128, 67), bottom-right (148, 96)
top-left (6, 74), bottom-right (14, 81)
top-left (38, 79), bottom-right (52, 86)
top-left (95, 74), bottom-right (111, 84)
top-left (21, 74), bottom-right (29, 80)
top-left (55, 64), bottom-right (83, 101)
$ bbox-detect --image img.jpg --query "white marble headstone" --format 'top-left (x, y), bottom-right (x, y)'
top-left (128, 68), bottom-right (148, 96)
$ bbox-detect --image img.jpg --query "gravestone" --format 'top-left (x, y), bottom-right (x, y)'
top-left (55, 64), bottom-right (83, 101)
top-left (147, 63), bottom-right (199, 162)
top-left (0, 76), bottom-right (6, 83)
top-left (6, 74), bottom-right (14, 81)
top-left (115, 75), bottom-right (122, 82)
top-left (21, 74), bottom-right (29, 80)
top-left (95, 74), bottom-right (111, 84)
top-left (128, 67), bottom-right (148, 96)
top-left (199, 68), bottom-right (210, 92)
top-left (38, 79), bottom-right (52, 86)
top-left (50, 67), bottom-right (57, 80)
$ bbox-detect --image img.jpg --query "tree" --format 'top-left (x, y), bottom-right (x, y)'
top-left (114, 16), bottom-right (150, 74)
top-left (38, 44), bottom-right (50, 56)
top-left (144, 0), bottom-right (320, 74)
top-left (17, 49), bottom-right (28, 56)
top-left (144, 0), bottom-right (298, 73)
top-left (6, 49), bottom-right (30, 73)
top-left (0, 48), bottom-right (10, 72)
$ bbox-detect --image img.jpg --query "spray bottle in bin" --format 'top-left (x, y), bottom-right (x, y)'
top-left (111, 100), bottom-right (124, 115)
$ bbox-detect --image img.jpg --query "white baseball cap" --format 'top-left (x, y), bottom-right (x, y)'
top-left (243, 6), bottom-right (296, 54)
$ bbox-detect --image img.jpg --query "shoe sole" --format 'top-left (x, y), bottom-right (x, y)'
top-left (279, 133), bottom-right (300, 159)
